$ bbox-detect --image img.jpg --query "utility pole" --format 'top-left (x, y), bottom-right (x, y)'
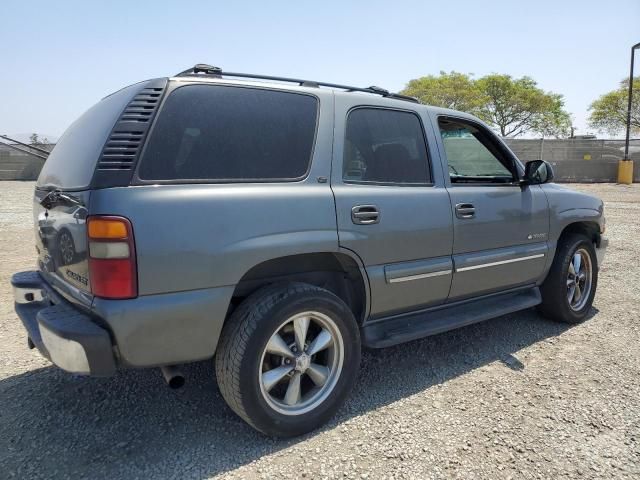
top-left (619, 42), bottom-right (640, 184)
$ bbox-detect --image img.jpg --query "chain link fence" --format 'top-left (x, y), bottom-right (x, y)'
top-left (1, 139), bottom-right (639, 182)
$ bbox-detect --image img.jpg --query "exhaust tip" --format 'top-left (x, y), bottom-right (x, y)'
top-left (160, 365), bottom-right (185, 389)
top-left (167, 375), bottom-right (185, 389)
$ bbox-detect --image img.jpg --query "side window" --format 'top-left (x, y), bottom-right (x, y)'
top-left (343, 108), bottom-right (431, 184)
top-left (438, 118), bottom-right (515, 184)
top-left (138, 85), bottom-right (318, 181)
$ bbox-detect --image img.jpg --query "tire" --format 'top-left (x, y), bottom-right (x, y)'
top-left (215, 282), bottom-right (361, 437)
top-left (538, 233), bottom-right (598, 323)
top-left (56, 229), bottom-right (76, 266)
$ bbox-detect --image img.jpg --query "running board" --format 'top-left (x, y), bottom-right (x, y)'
top-left (362, 287), bottom-right (542, 348)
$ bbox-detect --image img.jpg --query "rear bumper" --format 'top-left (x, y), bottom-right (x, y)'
top-left (13, 270), bottom-right (235, 371)
top-left (11, 271), bottom-right (116, 376)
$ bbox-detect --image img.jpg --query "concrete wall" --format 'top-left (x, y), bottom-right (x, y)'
top-left (504, 139), bottom-right (640, 183)
top-left (0, 144), bottom-right (50, 180)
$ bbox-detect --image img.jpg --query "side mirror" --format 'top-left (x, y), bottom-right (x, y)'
top-left (73, 207), bottom-right (88, 220)
top-left (523, 160), bottom-right (554, 185)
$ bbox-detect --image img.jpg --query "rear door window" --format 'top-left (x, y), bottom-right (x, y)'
top-left (343, 108), bottom-right (431, 185)
top-left (138, 85), bottom-right (318, 181)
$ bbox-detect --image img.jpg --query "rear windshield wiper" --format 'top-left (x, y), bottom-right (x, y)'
top-left (40, 190), bottom-right (82, 209)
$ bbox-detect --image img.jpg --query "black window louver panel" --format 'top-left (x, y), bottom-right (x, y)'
top-left (98, 131), bottom-right (144, 170)
top-left (96, 81), bottom-right (166, 174)
top-left (120, 88), bottom-right (162, 122)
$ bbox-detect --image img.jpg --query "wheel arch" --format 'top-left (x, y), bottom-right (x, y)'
top-left (541, 219), bottom-right (602, 282)
top-left (558, 220), bottom-right (601, 246)
top-left (229, 251), bottom-right (370, 324)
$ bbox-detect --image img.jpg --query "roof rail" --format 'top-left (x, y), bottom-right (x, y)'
top-left (174, 64), bottom-right (419, 103)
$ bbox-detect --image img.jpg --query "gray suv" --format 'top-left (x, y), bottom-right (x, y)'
top-left (11, 64), bottom-right (608, 437)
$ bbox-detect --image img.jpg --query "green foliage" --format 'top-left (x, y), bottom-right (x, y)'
top-left (530, 94), bottom-right (572, 139)
top-left (29, 133), bottom-right (49, 146)
top-left (475, 75), bottom-right (571, 138)
top-left (401, 73), bottom-right (572, 138)
top-left (588, 77), bottom-right (640, 135)
top-left (401, 71), bottom-right (485, 113)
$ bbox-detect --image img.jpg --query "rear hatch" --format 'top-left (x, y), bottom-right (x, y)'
top-left (33, 80), bottom-right (165, 305)
top-left (34, 189), bottom-right (93, 305)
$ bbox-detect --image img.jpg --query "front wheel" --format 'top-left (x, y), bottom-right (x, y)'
top-left (215, 283), bottom-right (361, 437)
top-left (538, 233), bottom-right (598, 323)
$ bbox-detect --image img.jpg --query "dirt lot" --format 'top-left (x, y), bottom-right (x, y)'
top-left (0, 181), bottom-right (639, 479)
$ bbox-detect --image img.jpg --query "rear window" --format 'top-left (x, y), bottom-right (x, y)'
top-left (37, 83), bottom-right (141, 190)
top-left (138, 85), bottom-right (318, 181)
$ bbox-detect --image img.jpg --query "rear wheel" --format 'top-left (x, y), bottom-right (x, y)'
top-left (215, 283), bottom-right (360, 437)
top-left (538, 233), bottom-right (598, 323)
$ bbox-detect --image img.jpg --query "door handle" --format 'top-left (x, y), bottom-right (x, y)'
top-left (455, 203), bottom-right (475, 219)
top-left (351, 205), bottom-right (380, 225)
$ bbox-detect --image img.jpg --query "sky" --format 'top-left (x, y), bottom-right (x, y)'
top-left (1, 0), bottom-right (638, 140)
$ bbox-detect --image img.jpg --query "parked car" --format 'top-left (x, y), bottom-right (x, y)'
top-left (12, 65), bottom-right (607, 437)
top-left (37, 204), bottom-right (88, 267)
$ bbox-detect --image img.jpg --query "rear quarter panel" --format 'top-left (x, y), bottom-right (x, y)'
top-left (89, 182), bottom-right (339, 295)
top-left (89, 180), bottom-right (339, 366)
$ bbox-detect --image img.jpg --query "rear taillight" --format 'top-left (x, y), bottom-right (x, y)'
top-left (87, 216), bottom-right (137, 299)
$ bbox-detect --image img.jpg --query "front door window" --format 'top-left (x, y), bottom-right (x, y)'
top-left (438, 118), bottom-right (514, 184)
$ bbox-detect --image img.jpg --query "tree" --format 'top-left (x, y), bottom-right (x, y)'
top-left (528, 93), bottom-right (572, 138)
top-left (588, 77), bottom-right (640, 136)
top-left (29, 133), bottom-right (50, 146)
top-left (475, 74), bottom-right (571, 138)
top-left (401, 72), bottom-right (572, 137)
top-left (401, 71), bottom-right (485, 113)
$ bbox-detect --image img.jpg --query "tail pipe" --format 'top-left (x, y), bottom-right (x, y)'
top-left (160, 365), bottom-right (185, 389)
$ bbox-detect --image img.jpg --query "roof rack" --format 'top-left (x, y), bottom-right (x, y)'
top-left (174, 64), bottom-right (419, 103)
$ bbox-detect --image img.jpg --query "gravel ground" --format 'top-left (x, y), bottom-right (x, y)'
top-left (0, 181), bottom-right (639, 479)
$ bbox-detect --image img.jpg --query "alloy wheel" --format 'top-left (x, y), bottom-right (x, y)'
top-left (259, 311), bottom-right (344, 415)
top-left (567, 248), bottom-right (593, 311)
